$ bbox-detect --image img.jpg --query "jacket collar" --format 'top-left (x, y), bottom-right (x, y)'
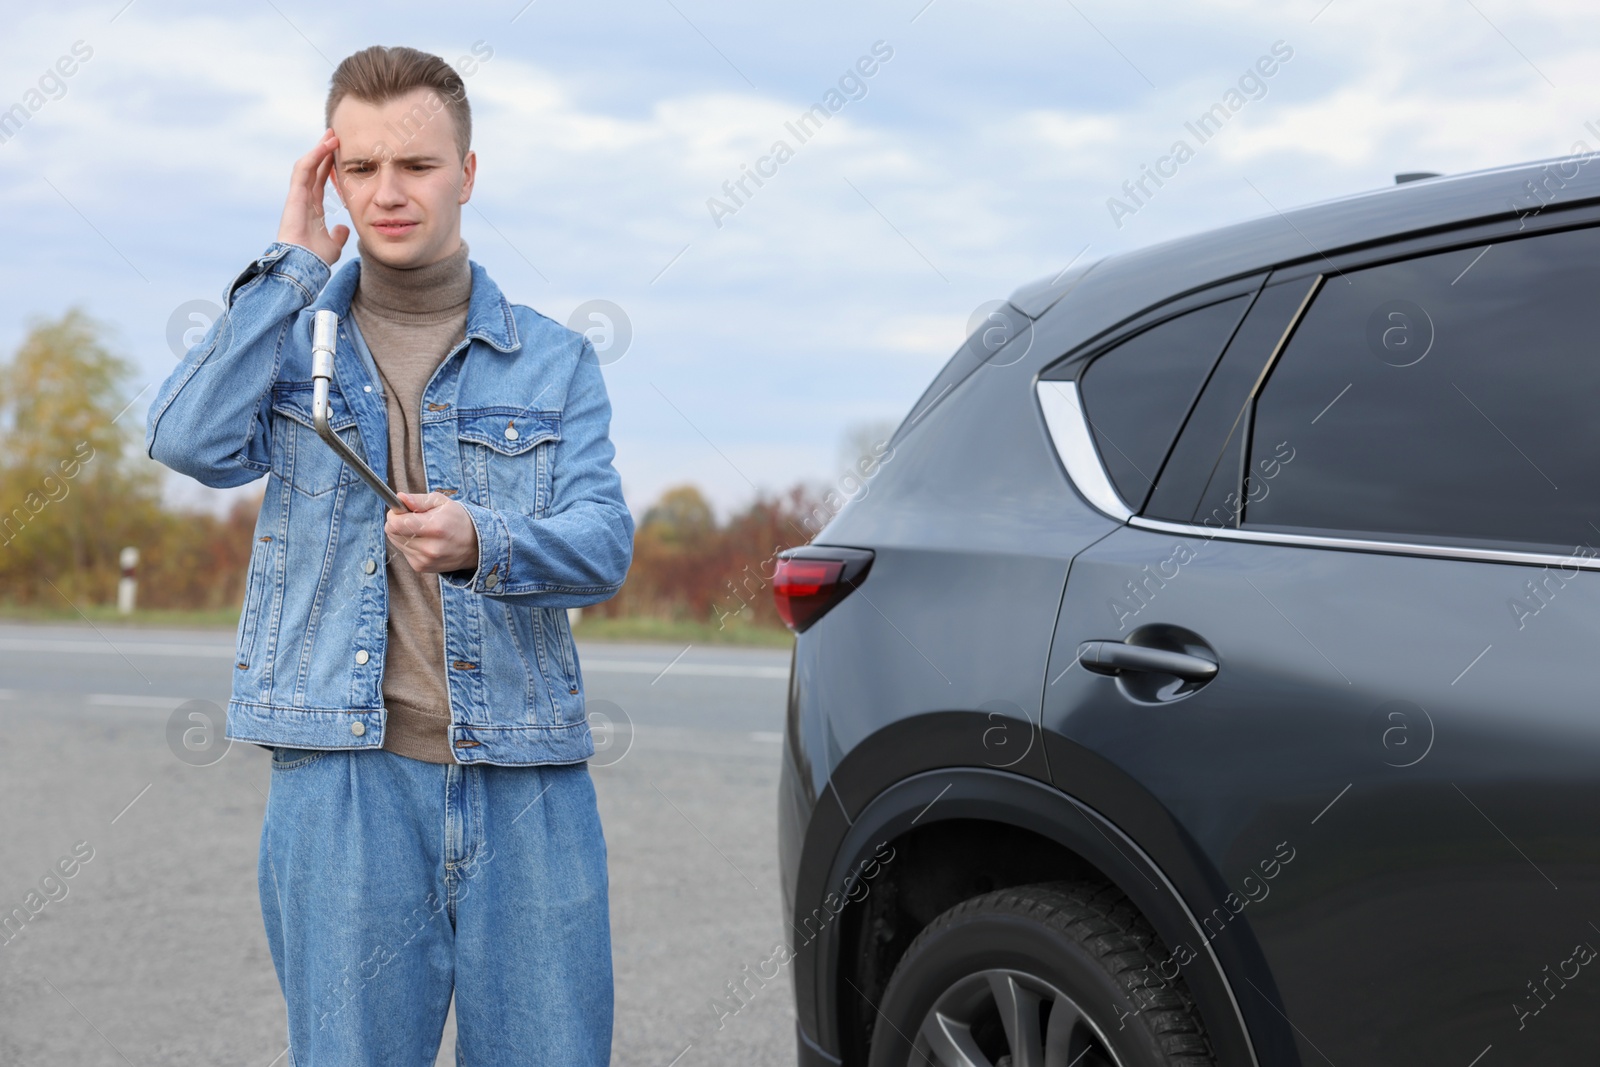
top-left (310, 248), bottom-right (521, 353)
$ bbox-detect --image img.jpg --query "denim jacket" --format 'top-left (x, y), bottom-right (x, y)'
top-left (146, 241), bottom-right (634, 765)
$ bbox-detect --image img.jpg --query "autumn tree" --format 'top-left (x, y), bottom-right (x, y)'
top-left (594, 482), bottom-right (823, 628)
top-left (0, 307), bottom-right (253, 610)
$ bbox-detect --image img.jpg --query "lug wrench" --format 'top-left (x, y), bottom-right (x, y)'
top-left (310, 309), bottom-right (411, 513)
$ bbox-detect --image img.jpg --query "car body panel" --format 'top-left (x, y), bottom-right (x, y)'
top-left (1046, 524), bottom-right (1600, 1063)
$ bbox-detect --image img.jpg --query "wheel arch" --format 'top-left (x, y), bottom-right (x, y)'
top-left (795, 761), bottom-right (1291, 1067)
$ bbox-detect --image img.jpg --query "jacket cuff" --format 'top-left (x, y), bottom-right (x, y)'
top-left (225, 241), bottom-right (332, 306)
top-left (444, 500), bottom-right (513, 594)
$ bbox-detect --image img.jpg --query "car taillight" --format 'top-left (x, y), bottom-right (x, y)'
top-left (772, 547), bottom-right (874, 632)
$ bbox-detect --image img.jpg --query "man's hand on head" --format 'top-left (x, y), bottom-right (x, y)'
top-left (385, 492), bottom-right (480, 575)
top-left (276, 129), bottom-right (351, 267)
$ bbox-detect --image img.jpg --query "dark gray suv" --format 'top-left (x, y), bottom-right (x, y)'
top-left (775, 156), bottom-right (1600, 1066)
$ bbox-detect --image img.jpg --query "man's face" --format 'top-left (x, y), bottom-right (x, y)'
top-left (329, 87), bottom-right (475, 269)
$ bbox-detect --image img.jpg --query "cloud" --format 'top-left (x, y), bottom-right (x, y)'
top-left (6, 0), bottom-right (1600, 516)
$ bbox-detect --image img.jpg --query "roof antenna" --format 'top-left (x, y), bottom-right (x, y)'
top-left (1395, 171), bottom-right (1442, 184)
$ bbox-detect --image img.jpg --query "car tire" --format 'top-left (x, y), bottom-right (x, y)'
top-left (866, 879), bottom-right (1216, 1067)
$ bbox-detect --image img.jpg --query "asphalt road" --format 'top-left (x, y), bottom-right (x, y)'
top-left (0, 622), bottom-right (798, 1067)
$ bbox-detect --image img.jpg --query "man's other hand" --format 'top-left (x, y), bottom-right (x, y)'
top-left (386, 492), bottom-right (480, 574)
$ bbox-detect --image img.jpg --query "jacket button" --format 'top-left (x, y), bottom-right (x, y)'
top-left (504, 426), bottom-right (519, 441)
top-left (350, 721), bottom-right (366, 736)
top-left (363, 559), bottom-right (377, 574)
top-left (485, 572), bottom-right (500, 590)
top-left (355, 649), bottom-right (370, 665)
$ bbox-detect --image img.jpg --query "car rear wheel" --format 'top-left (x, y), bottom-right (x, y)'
top-left (866, 880), bottom-right (1216, 1067)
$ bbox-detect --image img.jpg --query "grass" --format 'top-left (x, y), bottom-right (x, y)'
top-left (0, 603), bottom-right (242, 629)
top-left (0, 602), bottom-right (795, 647)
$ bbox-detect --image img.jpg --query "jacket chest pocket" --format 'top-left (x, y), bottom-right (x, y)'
top-left (456, 409), bottom-right (561, 515)
top-left (269, 385), bottom-right (363, 498)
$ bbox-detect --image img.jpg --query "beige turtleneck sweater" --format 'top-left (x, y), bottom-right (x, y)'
top-left (350, 237), bottom-right (472, 764)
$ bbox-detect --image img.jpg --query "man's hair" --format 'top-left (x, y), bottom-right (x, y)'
top-left (325, 45), bottom-right (471, 162)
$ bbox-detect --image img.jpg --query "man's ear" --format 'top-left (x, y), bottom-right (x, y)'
top-left (458, 149), bottom-right (476, 204)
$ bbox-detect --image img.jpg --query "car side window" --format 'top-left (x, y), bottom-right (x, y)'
top-left (1077, 295), bottom-right (1251, 511)
top-left (1243, 225), bottom-right (1600, 553)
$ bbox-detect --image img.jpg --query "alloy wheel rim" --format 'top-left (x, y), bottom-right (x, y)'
top-left (908, 967), bottom-right (1127, 1067)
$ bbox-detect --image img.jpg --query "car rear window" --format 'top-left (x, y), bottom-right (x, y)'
top-left (1078, 295), bottom-right (1251, 511)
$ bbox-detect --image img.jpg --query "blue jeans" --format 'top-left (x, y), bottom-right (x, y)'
top-left (258, 746), bottom-right (613, 1065)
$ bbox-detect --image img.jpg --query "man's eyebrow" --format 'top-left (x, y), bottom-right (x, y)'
top-left (341, 153), bottom-right (447, 166)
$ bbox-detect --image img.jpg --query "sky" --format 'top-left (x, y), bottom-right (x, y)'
top-left (3, 0), bottom-right (1598, 520)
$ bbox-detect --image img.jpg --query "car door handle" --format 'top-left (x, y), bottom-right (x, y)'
top-left (1077, 640), bottom-right (1218, 682)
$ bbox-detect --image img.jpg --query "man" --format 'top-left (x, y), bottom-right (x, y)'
top-left (146, 44), bottom-right (633, 1066)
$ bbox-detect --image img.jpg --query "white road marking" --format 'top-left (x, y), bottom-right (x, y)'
top-left (87, 694), bottom-right (189, 707)
top-left (588, 659), bottom-right (788, 679)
